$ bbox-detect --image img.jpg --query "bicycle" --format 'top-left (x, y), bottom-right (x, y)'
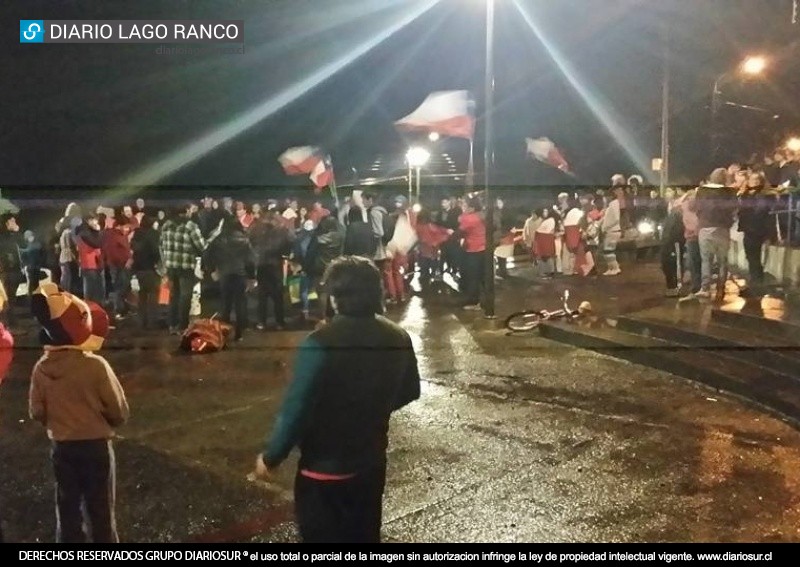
top-left (504, 290), bottom-right (592, 332)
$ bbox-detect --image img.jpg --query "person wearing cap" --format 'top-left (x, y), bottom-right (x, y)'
top-left (28, 283), bottom-right (129, 543)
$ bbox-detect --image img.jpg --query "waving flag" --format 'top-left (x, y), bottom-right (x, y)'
top-left (278, 146), bottom-right (324, 175)
top-left (310, 155), bottom-right (334, 190)
top-left (525, 137), bottom-right (570, 173)
top-left (395, 90), bottom-right (475, 139)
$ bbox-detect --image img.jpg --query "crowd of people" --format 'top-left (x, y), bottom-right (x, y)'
top-left (0, 151), bottom-right (797, 339)
top-left (2, 154), bottom-right (798, 544)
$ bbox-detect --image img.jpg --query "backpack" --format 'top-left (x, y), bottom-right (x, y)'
top-left (371, 208), bottom-right (397, 245)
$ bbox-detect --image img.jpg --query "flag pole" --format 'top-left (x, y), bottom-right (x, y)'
top-left (328, 155), bottom-right (339, 209)
top-left (467, 137), bottom-right (475, 189)
top-left (329, 176), bottom-right (339, 210)
top-left (482, 0), bottom-right (496, 319)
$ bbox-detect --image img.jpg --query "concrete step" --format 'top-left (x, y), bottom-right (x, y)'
top-left (539, 320), bottom-right (800, 425)
top-left (712, 306), bottom-right (800, 346)
top-left (616, 314), bottom-right (800, 380)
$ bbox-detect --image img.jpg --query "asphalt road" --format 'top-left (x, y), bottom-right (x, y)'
top-left (1, 269), bottom-right (799, 543)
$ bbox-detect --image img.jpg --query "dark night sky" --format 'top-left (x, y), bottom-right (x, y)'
top-left (1, 0), bottom-right (799, 189)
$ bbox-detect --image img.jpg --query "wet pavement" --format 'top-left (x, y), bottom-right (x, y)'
top-left (2, 263), bottom-right (800, 542)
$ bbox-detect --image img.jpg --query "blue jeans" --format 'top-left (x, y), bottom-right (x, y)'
top-left (699, 227), bottom-right (730, 292)
top-left (81, 269), bottom-right (105, 304)
top-left (299, 274), bottom-right (312, 313)
top-left (108, 266), bottom-right (131, 315)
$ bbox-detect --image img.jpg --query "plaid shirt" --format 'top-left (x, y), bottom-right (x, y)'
top-left (159, 219), bottom-right (206, 271)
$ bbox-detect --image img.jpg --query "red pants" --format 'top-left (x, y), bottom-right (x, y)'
top-left (382, 255), bottom-right (406, 301)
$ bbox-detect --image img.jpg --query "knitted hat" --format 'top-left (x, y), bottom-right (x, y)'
top-left (31, 282), bottom-right (109, 351)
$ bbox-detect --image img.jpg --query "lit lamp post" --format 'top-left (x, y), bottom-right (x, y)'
top-left (405, 146), bottom-right (430, 203)
top-left (483, 0), bottom-right (496, 319)
top-left (711, 55), bottom-right (767, 162)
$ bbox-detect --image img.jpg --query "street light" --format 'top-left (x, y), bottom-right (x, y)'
top-left (406, 146), bottom-right (430, 203)
top-left (741, 55), bottom-right (767, 76)
top-left (428, 132), bottom-right (440, 142)
top-left (711, 55), bottom-right (768, 162)
top-left (483, 0), bottom-right (496, 319)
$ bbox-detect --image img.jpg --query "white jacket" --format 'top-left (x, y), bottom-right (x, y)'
top-left (601, 200), bottom-right (621, 233)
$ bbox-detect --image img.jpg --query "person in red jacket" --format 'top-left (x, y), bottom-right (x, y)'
top-left (415, 210), bottom-right (452, 288)
top-left (75, 215), bottom-right (105, 303)
top-left (102, 216), bottom-right (133, 319)
top-left (0, 280), bottom-right (13, 542)
top-left (307, 200), bottom-right (331, 226)
top-left (458, 197), bottom-right (486, 310)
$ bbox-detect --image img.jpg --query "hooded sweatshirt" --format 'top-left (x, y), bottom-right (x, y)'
top-left (29, 349), bottom-right (129, 441)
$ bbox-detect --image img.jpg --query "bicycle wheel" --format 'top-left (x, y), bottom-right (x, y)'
top-left (505, 310), bottom-right (544, 332)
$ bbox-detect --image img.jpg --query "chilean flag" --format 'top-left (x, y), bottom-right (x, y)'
top-left (309, 155), bottom-right (334, 190)
top-left (395, 90), bottom-right (475, 140)
top-left (525, 137), bottom-right (570, 173)
top-left (278, 146), bottom-right (324, 175)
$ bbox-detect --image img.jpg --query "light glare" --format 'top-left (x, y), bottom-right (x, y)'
top-left (406, 146), bottom-right (431, 167)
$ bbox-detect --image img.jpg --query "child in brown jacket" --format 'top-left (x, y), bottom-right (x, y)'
top-left (29, 282), bottom-right (129, 543)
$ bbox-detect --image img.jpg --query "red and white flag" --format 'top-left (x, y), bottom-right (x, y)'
top-left (395, 90), bottom-right (475, 139)
top-left (309, 155), bottom-right (334, 190)
top-left (525, 137), bottom-right (570, 173)
top-left (278, 146), bottom-right (324, 175)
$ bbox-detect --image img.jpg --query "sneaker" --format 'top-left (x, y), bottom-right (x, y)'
top-left (664, 288), bottom-right (680, 298)
top-left (678, 294), bottom-right (698, 303)
top-left (255, 323), bottom-right (265, 331)
top-left (602, 268), bottom-right (622, 276)
top-left (462, 304), bottom-right (482, 311)
top-left (694, 290), bottom-right (711, 302)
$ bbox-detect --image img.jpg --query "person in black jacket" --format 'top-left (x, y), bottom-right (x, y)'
top-left (253, 256), bottom-right (420, 543)
top-left (343, 206), bottom-right (374, 257)
top-left (738, 172), bottom-right (773, 288)
top-left (660, 200), bottom-right (685, 297)
top-left (435, 196), bottom-right (462, 276)
top-left (292, 220), bottom-right (317, 320)
top-left (204, 217), bottom-right (255, 341)
top-left (0, 214), bottom-right (24, 323)
top-left (131, 215), bottom-right (162, 329)
top-left (249, 212), bottom-right (293, 330)
top-left (308, 216), bottom-right (344, 321)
